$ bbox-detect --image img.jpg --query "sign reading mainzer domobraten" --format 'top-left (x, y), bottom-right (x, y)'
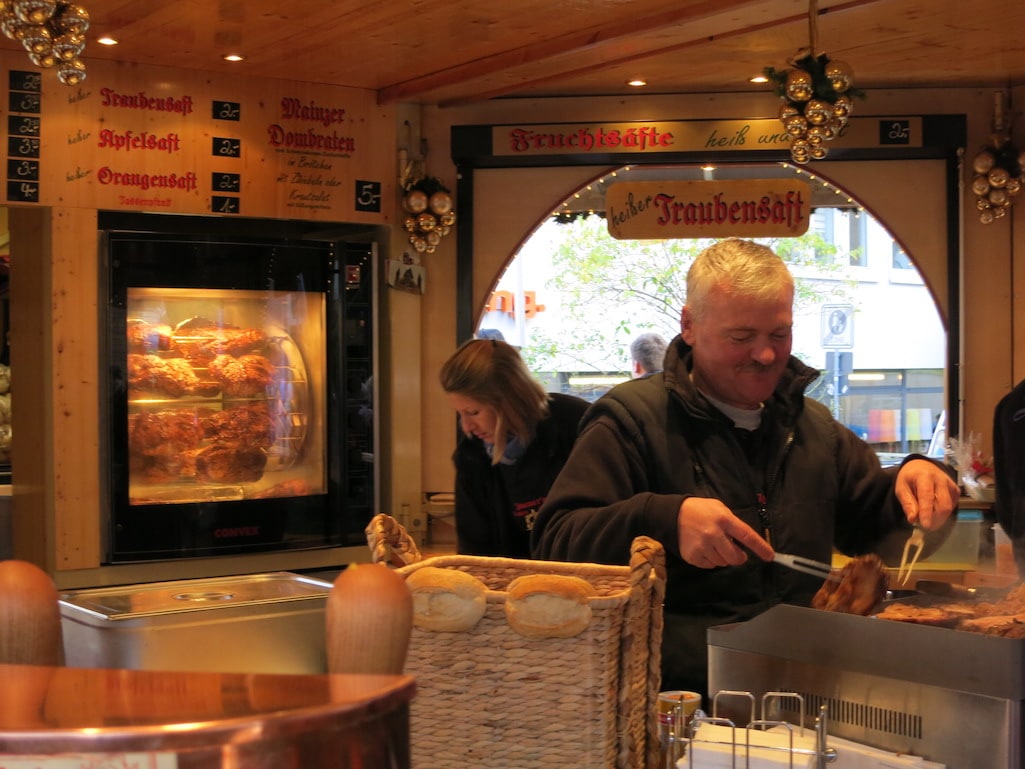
top-left (605, 179), bottom-right (810, 240)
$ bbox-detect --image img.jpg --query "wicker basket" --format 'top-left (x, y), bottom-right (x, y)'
top-left (365, 513), bottom-right (666, 769)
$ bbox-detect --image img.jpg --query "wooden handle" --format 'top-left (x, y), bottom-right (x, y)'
top-left (0, 559), bottom-right (64, 666)
top-left (326, 563), bottom-right (412, 675)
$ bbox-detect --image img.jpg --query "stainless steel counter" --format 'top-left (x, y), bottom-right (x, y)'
top-left (708, 604), bottom-right (1025, 769)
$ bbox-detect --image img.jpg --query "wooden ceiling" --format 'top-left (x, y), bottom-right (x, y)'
top-left (3, 0), bottom-right (1023, 106)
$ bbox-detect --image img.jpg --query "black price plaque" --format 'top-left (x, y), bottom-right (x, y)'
top-left (212, 136), bottom-right (241, 157)
top-left (212, 100), bottom-right (240, 121)
top-left (7, 69), bottom-right (41, 203)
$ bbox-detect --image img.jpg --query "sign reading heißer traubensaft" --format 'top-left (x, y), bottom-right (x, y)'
top-left (605, 179), bottom-right (810, 240)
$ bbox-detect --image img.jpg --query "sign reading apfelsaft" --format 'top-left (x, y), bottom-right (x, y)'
top-left (606, 179), bottom-right (811, 240)
top-left (1, 51), bottom-right (393, 223)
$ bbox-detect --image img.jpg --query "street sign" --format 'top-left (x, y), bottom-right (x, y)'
top-left (821, 304), bottom-right (854, 349)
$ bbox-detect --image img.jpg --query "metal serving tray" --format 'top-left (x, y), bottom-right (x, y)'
top-left (708, 603), bottom-right (1025, 769)
top-left (60, 571), bottom-right (333, 674)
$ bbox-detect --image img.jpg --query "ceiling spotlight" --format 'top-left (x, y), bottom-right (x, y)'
top-left (749, 74), bottom-right (769, 84)
top-left (96, 35), bottom-right (117, 45)
top-left (223, 53), bottom-right (245, 62)
top-left (626, 79), bottom-right (647, 87)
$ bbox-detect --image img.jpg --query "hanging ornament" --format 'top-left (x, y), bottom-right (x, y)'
top-left (972, 91), bottom-right (1022, 225)
top-left (763, 0), bottom-right (865, 164)
top-left (50, 2), bottom-right (88, 35)
top-left (19, 23), bottom-right (50, 55)
top-left (403, 189), bottom-right (428, 214)
top-left (0, 0), bottom-right (88, 83)
top-left (14, 1), bottom-right (56, 26)
top-left (401, 175), bottom-right (457, 253)
top-left (55, 55), bottom-right (84, 85)
top-left (51, 30), bottom-right (84, 60)
top-left (428, 191), bottom-right (453, 215)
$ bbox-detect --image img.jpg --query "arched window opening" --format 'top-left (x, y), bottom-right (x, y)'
top-left (477, 163), bottom-right (947, 465)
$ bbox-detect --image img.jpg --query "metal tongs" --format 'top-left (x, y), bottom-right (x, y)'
top-left (773, 552), bottom-right (839, 581)
top-left (896, 525), bottom-right (926, 587)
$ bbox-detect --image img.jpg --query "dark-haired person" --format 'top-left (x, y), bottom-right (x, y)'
top-left (440, 338), bottom-right (589, 558)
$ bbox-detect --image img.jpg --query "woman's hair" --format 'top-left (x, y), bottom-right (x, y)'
top-left (439, 338), bottom-right (549, 464)
top-left (686, 238), bottom-right (794, 321)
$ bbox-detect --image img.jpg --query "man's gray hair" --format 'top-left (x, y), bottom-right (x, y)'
top-left (630, 332), bottom-right (668, 374)
top-left (686, 238), bottom-right (794, 321)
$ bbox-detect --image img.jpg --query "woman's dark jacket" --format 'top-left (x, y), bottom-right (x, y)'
top-left (453, 392), bottom-right (589, 559)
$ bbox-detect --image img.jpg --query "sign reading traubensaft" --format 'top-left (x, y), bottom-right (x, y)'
top-left (606, 179), bottom-right (810, 240)
top-left (1, 51), bottom-right (394, 222)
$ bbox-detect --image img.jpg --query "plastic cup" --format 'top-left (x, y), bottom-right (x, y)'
top-left (994, 524), bottom-right (1017, 576)
top-left (658, 690), bottom-right (702, 767)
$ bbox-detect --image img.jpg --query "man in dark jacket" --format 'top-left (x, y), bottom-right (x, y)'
top-left (993, 379), bottom-right (1025, 576)
top-left (531, 238), bottom-right (959, 698)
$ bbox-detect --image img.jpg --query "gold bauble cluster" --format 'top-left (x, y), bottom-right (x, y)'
top-left (971, 138), bottom-right (1024, 224)
top-left (766, 54), bottom-right (857, 165)
top-left (0, 0), bottom-right (89, 85)
top-left (402, 177), bottom-right (456, 254)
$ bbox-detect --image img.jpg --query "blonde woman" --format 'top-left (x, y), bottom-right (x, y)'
top-left (440, 338), bottom-right (588, 558)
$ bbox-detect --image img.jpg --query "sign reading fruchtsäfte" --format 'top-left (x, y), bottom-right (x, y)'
top-left (491, 117), bottom-right (923, 157)
top-left (605, 179), bottom-right (810, 240)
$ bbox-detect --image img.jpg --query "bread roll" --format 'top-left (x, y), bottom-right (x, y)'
top-left (405, 566), bottom-right (487, 632)
top-left (505, 574), bottom-right (595, 639)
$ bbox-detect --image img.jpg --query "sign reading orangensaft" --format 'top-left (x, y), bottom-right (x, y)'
top-left (606, 179), bottom-right (810, 240)
top-left (2, 52), bottom-right (394, 222)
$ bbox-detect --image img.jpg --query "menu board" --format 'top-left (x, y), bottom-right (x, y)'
top-left (2, 52), bottom-right (395, 223)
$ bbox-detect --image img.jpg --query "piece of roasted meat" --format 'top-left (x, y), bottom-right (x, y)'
top-left (208, 354), bottom-right (276, 397)
top-left (811, 553), bottom-right (889, 615)
top-left (876, 583), bottom-right (1025, 637)
top-left (194, 444), bottom-right (267, 483)
top-left (126, 319), bottom-right (172, 354)
top-left (127, 409), bottom-right (205, 483)
top-left (128, 409), bottom-right (203, 456)
top-left (203, 403), bottom-right (276, 448)
top-left (127, 354), bottom-right (201, 398)
top-left (874, 602), bottom-right (975, 628)
top-left (172, 317), bottom-right (268, 365)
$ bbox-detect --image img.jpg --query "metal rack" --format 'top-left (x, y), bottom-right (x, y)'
top-left (682, 691), bottom-right (838, 768)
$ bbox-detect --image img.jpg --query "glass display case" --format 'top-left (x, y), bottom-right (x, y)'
top-left (124, 287), bottom-right (326, 503)
top-left (101, 219), bottom-right (375, 563)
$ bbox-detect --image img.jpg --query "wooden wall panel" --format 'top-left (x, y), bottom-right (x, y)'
top-left (3, 52), bottom-right (395, 224)
top-left (10, 206), bottom-right (99, 571)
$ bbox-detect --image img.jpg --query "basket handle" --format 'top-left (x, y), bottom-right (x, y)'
top-left (365, 513), bottom-right (423, 567)
top-left (627, 535), bottom-right (667, 769)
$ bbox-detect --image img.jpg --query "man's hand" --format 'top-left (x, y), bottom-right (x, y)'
top-left (895, 459), bottom-right (960, 529)
top-left (676, 497), bottom-right (775, 568)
